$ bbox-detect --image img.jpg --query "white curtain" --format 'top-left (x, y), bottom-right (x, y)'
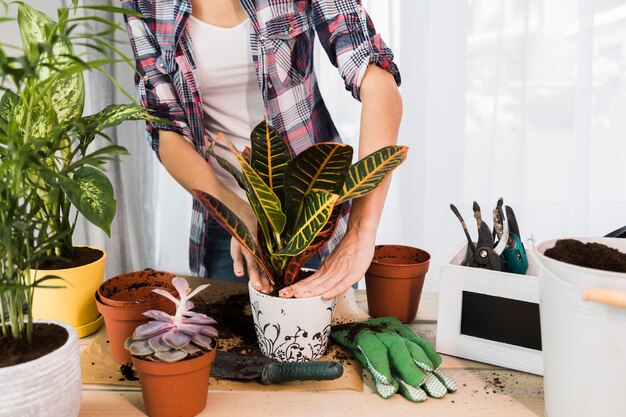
top-left (70, 0), bottom-right (626, 288)
top-left (318, 0), bottom-right (626, 290)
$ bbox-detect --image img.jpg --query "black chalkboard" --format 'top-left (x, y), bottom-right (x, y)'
top-left (460, 291), bottom-right (542, 351)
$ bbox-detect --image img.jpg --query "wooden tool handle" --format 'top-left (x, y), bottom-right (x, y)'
top-left (583, 287), bottom-right (626, 308)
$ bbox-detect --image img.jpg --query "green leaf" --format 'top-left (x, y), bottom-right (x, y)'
top-left (338, 145), bottom-right (408, 203)
top-left (207, 142), bottom-right (247, 192)
top-left (216, 133), bottom-right (286, 239)
top-left (282, 206), bottom-right (342, 285)
top-left (250, 120), bottom-right (291, 204)
top-left (283, 143), bottom-right (352, 231)
top-left (192, 190), bottom-right (274, 282)
top-left (276, 191), bottom-right (338, 256)
top-left (75, 104), bottom-right (162, 152)
top-left (17, 2), bottom-right (85, 126)
top-left (62, 166), bottom-right (116, 236)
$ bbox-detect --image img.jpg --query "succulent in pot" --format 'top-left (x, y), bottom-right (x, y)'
top-left (126, 277), bottom-right (218, 417)
top-left (126, 277), bottom-right (218, 362)
top-left (192, 121), bottom-right (408, 361)
top-left (192, 120), bottom-right (409, 293)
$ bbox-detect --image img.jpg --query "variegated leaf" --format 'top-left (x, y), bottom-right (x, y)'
top-left (284, 143), bottom-right (352, 232)
top-left (282, 206), bottom-right (342, 285)
top-left (215, 133), bottom-right (286, 238)
top-left (192, 189), bottom-right (274, 283)
top-left (338, 145), bottom-right (408, 203)
top-left (276, 191), bottom-right (339, 256)
top-left (250, 120), bottom-right (291, 203)
top-left (77, 104), bottom-right (162, 149)
top-left (61, 166), bottom-right (115, 236)
top-left (18, 3), bottom-right (84, 126)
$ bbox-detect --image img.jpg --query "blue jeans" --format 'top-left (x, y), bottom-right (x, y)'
top-left (203, 218), bottom-right (321, 282)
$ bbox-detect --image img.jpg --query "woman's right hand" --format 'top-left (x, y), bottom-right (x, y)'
top-left (230, 203), bottom-right (273, 294)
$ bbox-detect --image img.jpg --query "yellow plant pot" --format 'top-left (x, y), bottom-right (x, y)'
top-left (32, 247), bottom-right (106, 338)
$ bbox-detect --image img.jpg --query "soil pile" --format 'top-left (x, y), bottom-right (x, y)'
top-left (544, 239), bottom-right (626, 273)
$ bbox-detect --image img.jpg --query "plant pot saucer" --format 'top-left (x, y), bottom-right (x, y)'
top-left (75, 314), bottom-right (104, 338)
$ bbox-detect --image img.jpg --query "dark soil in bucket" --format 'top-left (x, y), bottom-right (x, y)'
top-left (0, 323), bottom-right (68, 368)
top-left (544, 239), bottom-right (626, 273)
top-left (36, 246), bottom-right (103, 270)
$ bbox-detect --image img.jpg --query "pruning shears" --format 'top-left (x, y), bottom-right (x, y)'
top-left (450, 198), bottom-right (528, 275)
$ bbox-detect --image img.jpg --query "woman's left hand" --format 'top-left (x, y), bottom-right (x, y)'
top-left (278, 229), bottom-right (375, 299)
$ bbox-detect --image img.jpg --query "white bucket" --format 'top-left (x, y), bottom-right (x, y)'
top-left (532, 238), bottom-right (626, 417)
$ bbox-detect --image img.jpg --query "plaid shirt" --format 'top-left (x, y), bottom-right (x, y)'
top-left (120, 0), bottom-right (400, 277)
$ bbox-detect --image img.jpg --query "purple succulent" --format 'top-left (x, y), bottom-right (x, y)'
top-left (125, 277), bottom-right (218, 363)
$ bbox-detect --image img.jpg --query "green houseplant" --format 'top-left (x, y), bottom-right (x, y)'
top-left (193, 120), bottom-right (408, 361)
top-left (125, 277), bottom-right (218, 417)
top-left (0, 1), bottom-right (160, 413)
top-left (0, 1), bottom-right (162, 336)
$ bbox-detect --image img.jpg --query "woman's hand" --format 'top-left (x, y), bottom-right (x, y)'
top-left (230, 203), bottom-right (274, 294)
top-left (278, 228), bottom-right (375, 299)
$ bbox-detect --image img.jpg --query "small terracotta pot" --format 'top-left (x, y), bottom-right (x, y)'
top-left (132, 349), bottom-right (216, 417)
top-left (95, 292), bottom-right (175, 365)
top-left (97, 270), bottom-right (176, 308)
top-left (365, 245), bottom-right (431, 323)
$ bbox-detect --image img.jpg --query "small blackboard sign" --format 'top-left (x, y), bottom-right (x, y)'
top-left (460, 291), bottom-right (542, 351)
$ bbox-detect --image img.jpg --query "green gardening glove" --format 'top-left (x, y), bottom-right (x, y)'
top-left (331, 316), bottom-right (457, 402)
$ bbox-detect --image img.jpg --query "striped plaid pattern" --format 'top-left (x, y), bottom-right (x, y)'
top-left (120, 0), bottom-right (400, 277)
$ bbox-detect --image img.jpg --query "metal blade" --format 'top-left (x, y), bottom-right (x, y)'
top-left (505, 205), bottom-right (521, 237)
top-left (211, 351), bottom-right (272, 380)
top-left (473, 201), bottom-right (493, 249)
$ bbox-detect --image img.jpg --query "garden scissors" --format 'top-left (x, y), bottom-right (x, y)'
top-left (496, 200), bottom-right (528, 274)
top-left (450, 202), bottom-right (503, 271)
top-left (450, 199), bottom-right (528, 274)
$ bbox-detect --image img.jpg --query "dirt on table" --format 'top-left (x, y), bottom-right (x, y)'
top-left (0, 323), bottom-right (68, 368)
top-left (544, 239), bottom-right (626, 273)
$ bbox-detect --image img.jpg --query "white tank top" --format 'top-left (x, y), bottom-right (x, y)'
top-left (187, 15), bottom-right (265, 200)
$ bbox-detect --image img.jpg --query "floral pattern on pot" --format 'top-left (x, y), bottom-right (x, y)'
top-left (248, 282), bottom-right (336, 362)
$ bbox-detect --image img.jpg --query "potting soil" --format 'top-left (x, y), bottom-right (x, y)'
top-left (544, 239), bottom-right (626, 273)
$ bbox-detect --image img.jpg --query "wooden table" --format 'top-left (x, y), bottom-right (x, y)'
top-left (78, 292), bottom-right (544, 417)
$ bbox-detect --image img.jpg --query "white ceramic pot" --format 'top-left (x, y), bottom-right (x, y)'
top-left (248, 281), bottom-right (336, 362)
top-left (0, 321), bottom-right (82, 417)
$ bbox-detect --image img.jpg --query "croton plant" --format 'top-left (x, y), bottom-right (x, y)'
top-left (193, 121), bottom-right (408, 291)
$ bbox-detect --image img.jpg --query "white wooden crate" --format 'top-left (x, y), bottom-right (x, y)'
top-left (436, 243), bottom-right (543, 375)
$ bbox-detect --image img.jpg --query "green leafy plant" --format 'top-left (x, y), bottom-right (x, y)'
top-left (193, 121), bottom-right (408, 292)
top-left (0, 1), bottom-right (160, 341)
top-left (2, 1), bottom-right (161, 261)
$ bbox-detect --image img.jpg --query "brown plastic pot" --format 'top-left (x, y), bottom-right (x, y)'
top-left (97, 270), bottom-right (176, 308)
top-left (364, 245), bottom-right (431, 323)
top-left (95, 292), bottom-right (175, 365)
top-left (132, 349), bottom-right (216, 417)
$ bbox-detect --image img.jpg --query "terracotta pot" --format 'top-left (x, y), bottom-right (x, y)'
top-left (248, 277), bottom-right (336, 362)
top-left (32, 246), bottom-right (106, 338)
top-left (132, 349), bottom-right (216, 417)
top-left (95, 292), bottom-right (175, 365)
top-left (98, 269), bottom-right (176, 308)
top-left (364, 245), bottom-right (431, 323)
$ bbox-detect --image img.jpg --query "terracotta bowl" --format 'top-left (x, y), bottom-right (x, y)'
top-left (97, 269), bottom-right (176, 309)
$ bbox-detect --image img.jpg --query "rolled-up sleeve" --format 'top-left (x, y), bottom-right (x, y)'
top-left (312, 0), bottom-right (401, 101)
top-left (120, 0), bottom-right (193, 157)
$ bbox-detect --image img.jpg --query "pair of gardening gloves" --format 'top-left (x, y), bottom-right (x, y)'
top-left (331, 317), bottom-right (456, 402)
